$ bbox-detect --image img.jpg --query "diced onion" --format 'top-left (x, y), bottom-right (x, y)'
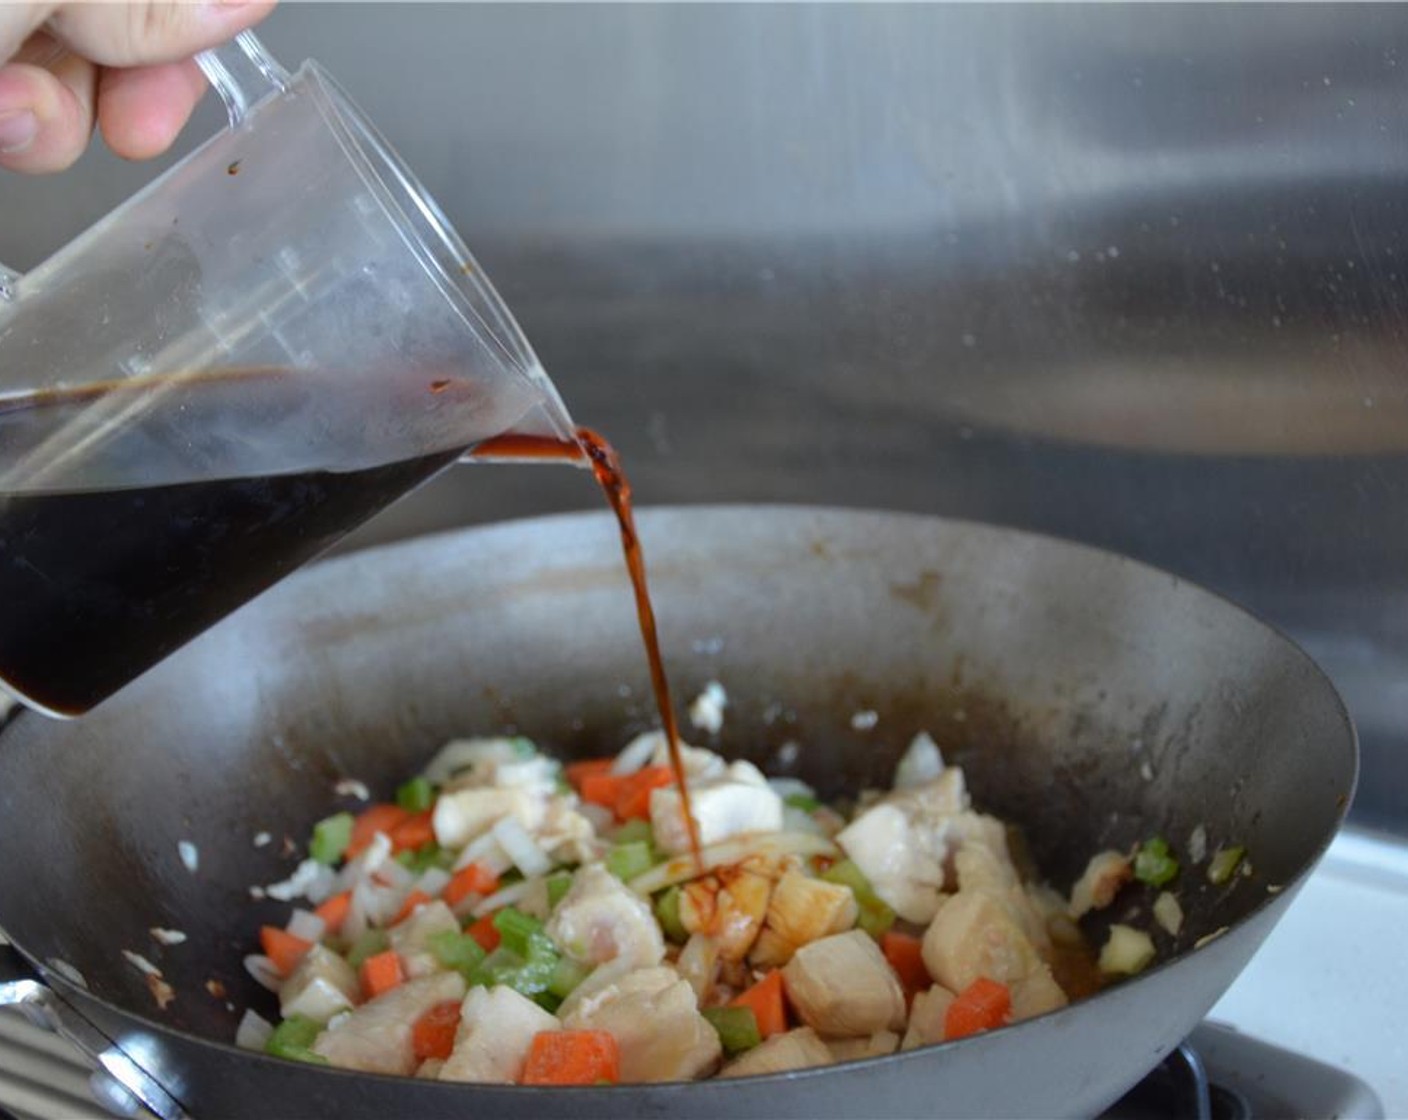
top-left (470, 877), bottom-right (542, 919)
top-left (235, 1009), bottom-right (274, 1052)
top-left (767, 777), bottom-right (816, 801)
top-left (266, 858), bottom-right (326, 902)
top-left (177, 841), bottom-right (199, 874)
top-left (782, 806), bottom-right (827, 837)
top-left (1153, 891), bottom-right (1184, 937)
top-left (610, 731), bottom-right (663, 776)
top-left (243, 954), bottom-right (282, 993)
top-left (452, 831), bottom-right (513, 875)
top-left (335, 834), bottom-right (392, 892)
top-left (628, 831), bottom-right (839, 895)
top-left (374, 858), bottom-right (415, 892)
top-left (122, 950), bottom-right (160, 976)
top-left (493, 816), bottom-right (552, 878)
top-left (579, 803), bottom-right (615, 833)
top-left (894, 732), bottom-right (944, 790)
top-left (149, 928), bottom-right (188, 947)
top-left (677, 932), bottom-right (720, 1004)
top-left (286, 909), bottom-right (326, 943)
top-left (415, 867), bottom-right (452, 899)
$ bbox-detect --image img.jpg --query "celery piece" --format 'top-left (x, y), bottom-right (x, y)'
top-left (309, 812), bottom-right (354, 866)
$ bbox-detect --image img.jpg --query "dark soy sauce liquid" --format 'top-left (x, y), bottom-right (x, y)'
top-left (475, 429), bottom-right (704, 867)
top-left (0, 370), bottom-right (464, 716)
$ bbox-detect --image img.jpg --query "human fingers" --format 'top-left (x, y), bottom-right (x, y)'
top-left (97, 56), bottom-right (205, 160)
top-left (44, 0), bottom-right (275, 69)
top-left (0, 46), bottom-right (96, 173)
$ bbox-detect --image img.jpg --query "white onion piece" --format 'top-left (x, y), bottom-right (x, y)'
top-left (767, 777), bottom-right (816, 801)
top-left (492, 816), bottom-right (552, 877)
top-left (894, 732), bottom-right (944, 790)
top-left (579, 803), bottom-right (615, 834)
top-left (374, 858), bottom-right (415, 892)
top-left (610, 731), bottom-right (663, 776)
top-left (243, 954), bottom-right (282, 993)
top-left (335, 833), bottom-right (393, 892)
top-left (415, 867), bottom-right (452, 899)
top-left (265, 859), bottom-right (323, 903)
top-left (627, 831), bottom-right (839, 896)
top-left (451, 830), bottom-right (507, 872)
top-left (341, 889), bottom-right (368, 945)
top-left (470, 877), bottom-right (541, 919)
top-left (676, 932), bottom-right (720, 1004)
top-left (177, 841), bottom-right (200, 874)
top-left (235, 1009), bottom-right (275, 1052)
top-left (782, 806), bottom-right (827, 837)
top-left (285, 909), bottom-right (326, 943)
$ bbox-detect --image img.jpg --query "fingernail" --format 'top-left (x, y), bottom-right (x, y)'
top-left (0, 109), bottom-right (37, 155)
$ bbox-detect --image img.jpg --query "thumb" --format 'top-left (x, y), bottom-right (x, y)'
top-left (43, 1), bottom-right (276, 69)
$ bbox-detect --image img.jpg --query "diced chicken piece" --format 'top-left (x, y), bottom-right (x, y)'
top-left (826, 1030), bottom-right (900, 1063)
top-left (954, 845), bottom-right (1051, 954)
top-left (423, 737), bottom-right (532, 788)
top-left (835, 771), bottom-right (971, 924)
top-left (719, 1027), bottom-right (832, 1078)
top-left (563, 966), bottom-right (721, 1082)
top-left (676, 932), bottom-right (721, 1004)
top-left (688, 681), bottom-right (729, 735)
top-left (750, 870), bottom-right (858, 968)
top-left (900, 985), bottom-right (955, 1050)
top-left (651, 761), bottom-right (784, 856)
top-left (537, 796), bottom-right (601, 865)
top-left (432, 787), bottom-right (546, 849)
top-left (279, 944), bottom-right (359, 1024)
top-left (922, 890), bottom-right (1042, 993)
top-left (440, 985), bottom-right (559, 1084)
top-left (313, 972), bottom-right (466, 1076)
top-left (648, 735), bottom-right (728, 781)
top-left (1010, 966), bottom-right (1068, 1021)
top-left (782, 930), bottom-right (906, 1038)
top-left (681, 857), bottom-right (776, 962)
top-left (836, 804), bottom-right (945, 924)
top-left (893, 732), bottom-right (944, 790)
top-left (388, 900), bottom-right (459, 979)
top-left (1068, 850), bottom-right (1132, 919)
top-left (547, 863), bottom-right (665, 969)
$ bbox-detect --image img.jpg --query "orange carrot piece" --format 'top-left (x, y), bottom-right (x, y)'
top-left (730, 969), bottom-right (787, 1038)
top-left (411, 1000), bottom-right (462, 1062)
top-left (520, 1030), bottom-right (620, 1085)
top-left (359, 949), bottom-right (405, 999)
top-left (466, 912), bottom-right (501, 953)
top-left (346, 803), bottom-right (409, 859)
top-left (579, 770), bottom-right (623, 810)
top-left (565, 758), bottom-right (615, 793)
top-left (613, 766), bottom-right (673, 821)
top-left (944, 977), bottom-right (1011, 1040)
top-left (881, 931), bottom-right (930, 999)
top-left (442, 863), bottom-right (500, 908)
top-left (388, 810), bottom-right (435, 853)
top-left (260, 926), bottom-right (313, 976)
top-left (313, 891), bottom-right (352, 935)
top-left (392, 890), bottom-right (433, 926)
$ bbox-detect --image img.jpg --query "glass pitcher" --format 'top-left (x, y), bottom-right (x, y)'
top-left (0, 33), bottom-right (578, 718)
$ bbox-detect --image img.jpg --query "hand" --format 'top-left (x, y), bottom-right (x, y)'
top-left (0, 1), bottom-right (276, 174)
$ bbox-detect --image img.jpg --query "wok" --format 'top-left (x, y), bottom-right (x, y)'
top-left (0, 506), bottom-right (1355, 1118)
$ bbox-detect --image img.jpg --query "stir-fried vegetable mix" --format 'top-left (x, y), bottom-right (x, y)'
top-left (237, 708), bottom-right (1214, 1084)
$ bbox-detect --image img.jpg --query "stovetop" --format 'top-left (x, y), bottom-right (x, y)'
top-left (1, 826), bottom-right (1400, 1119)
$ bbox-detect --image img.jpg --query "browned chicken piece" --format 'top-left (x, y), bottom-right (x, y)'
top-left (1067, 850), bottom-right (1132, 919)
top-left (749, 869), bottom-right (859, 968)
top-left (719, 1027), bottom-right (834, 1078)
top-left (900, 984), bottom-right (955, 1050)
top-left (312, 972), bottom-right (466, 1076)
top-left (924, 890), bottom-right (1040, 992)
top-left (681, 856), bottom-right (777, 962)
top-left (563, 966), bottom-right (721, 1082)
top-left (782, 930), bottom-right (906, 1038)
top-left (826, 1030), bottom-right (901, 1063)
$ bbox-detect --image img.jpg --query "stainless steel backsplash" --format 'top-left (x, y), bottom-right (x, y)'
top-left (3, 3), bottom-right (1405, 830)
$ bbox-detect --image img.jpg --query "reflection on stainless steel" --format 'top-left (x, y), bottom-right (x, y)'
top-left (2, 3), bottom-right (1406, 828)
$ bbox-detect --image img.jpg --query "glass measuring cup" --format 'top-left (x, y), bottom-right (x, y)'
top-left (0, 33), bottom-right (579, 719)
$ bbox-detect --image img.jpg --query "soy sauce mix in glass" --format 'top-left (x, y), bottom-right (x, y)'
top-left (0, 376), bottom-right (703, 864)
